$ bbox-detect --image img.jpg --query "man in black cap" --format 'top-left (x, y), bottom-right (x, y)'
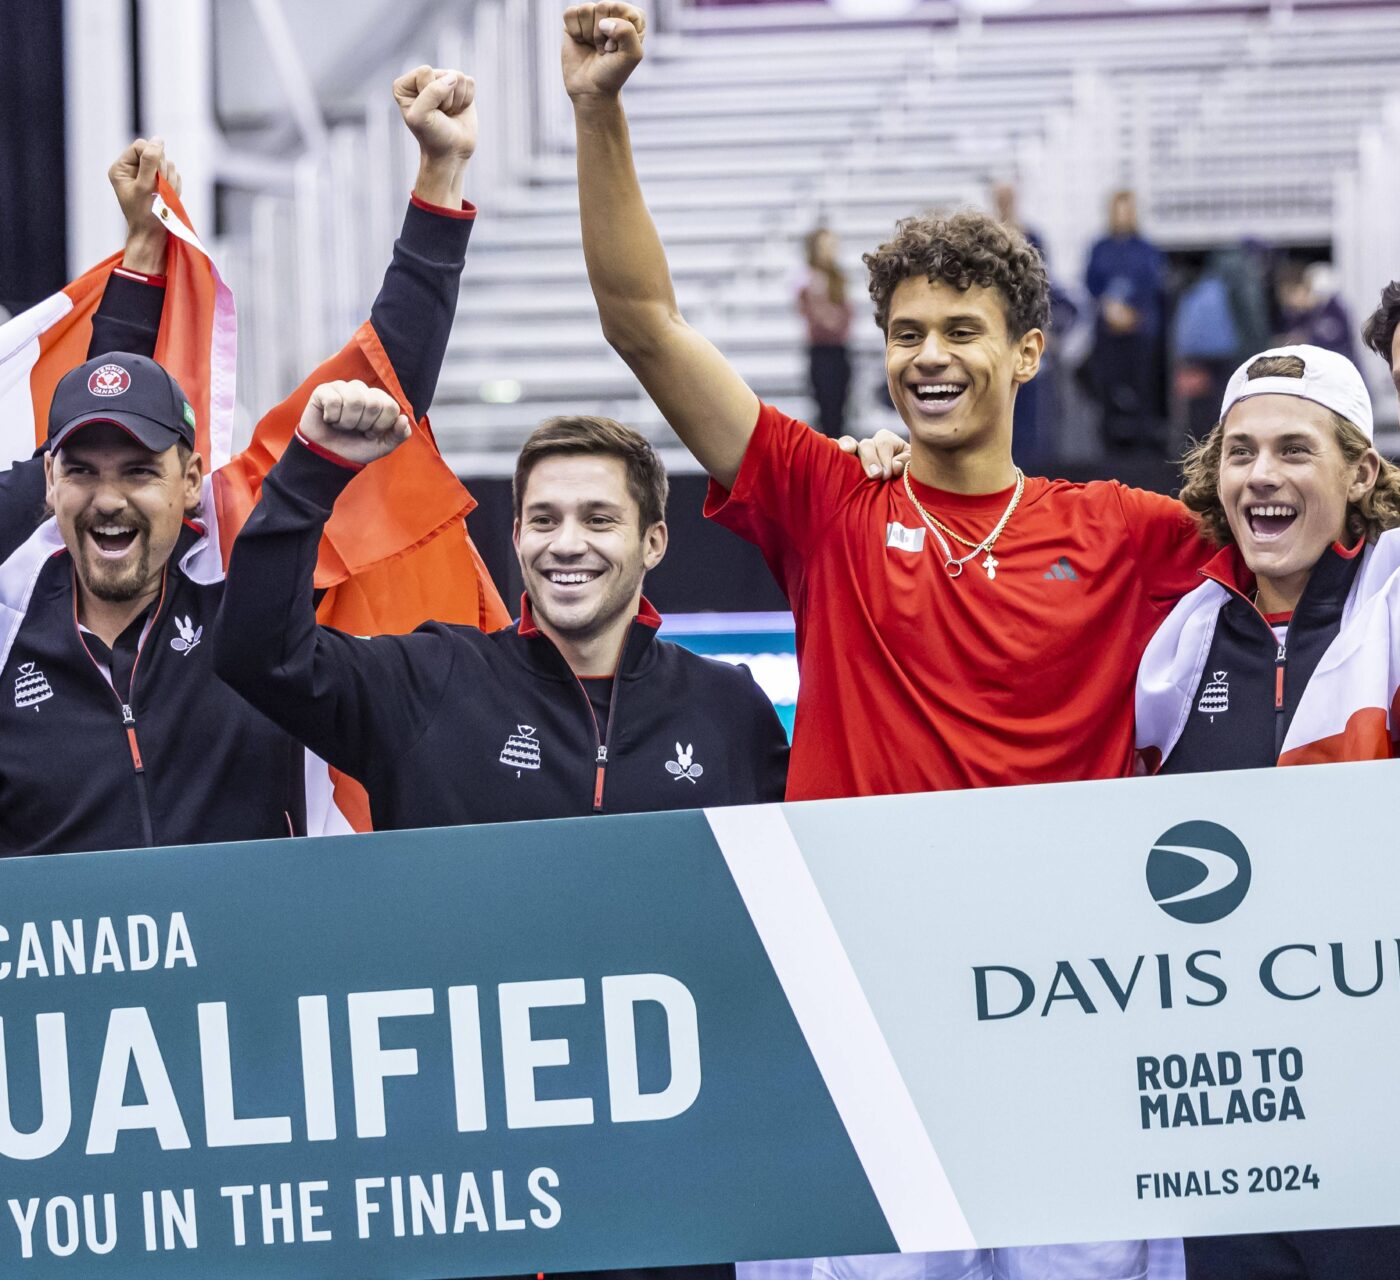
top-left (0, 62), bottom-right (485, 857)
top-left (0, 350), bottom-right (308, 854)
top-left (45, 354), bottom-right (204, 629)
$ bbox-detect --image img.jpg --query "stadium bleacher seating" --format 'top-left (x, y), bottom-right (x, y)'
top-left (212, 3), bottom-right (1400, 468)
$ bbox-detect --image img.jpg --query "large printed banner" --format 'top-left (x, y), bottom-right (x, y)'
top-left (0, 759), bottom-right (1397, 1277)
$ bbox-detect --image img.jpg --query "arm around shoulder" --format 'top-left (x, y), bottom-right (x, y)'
top-left (1115, 483), bottom-right (1214, 609)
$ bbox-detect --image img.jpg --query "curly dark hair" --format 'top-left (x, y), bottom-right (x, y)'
top-left (863, 210), bottom-right (1051, 337)
top-left (1362, 280), bottom-right (1400, 363)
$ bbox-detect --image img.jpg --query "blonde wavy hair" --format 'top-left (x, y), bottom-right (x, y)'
top-left (1179, 355), bottom-right (1400, 546)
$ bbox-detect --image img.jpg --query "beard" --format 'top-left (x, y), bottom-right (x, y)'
top-left (75, 520), bottom-right (156, 603)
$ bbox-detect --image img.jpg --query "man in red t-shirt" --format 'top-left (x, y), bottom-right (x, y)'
top-left (563, 3), bottom-right (1210, 807)
top-left (564, 8), bottom-right (1210, 1280)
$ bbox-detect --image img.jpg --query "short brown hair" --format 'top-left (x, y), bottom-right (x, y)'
top-left (863, 210), bottom-right (1050, 337)
top-left (513, 416), bottom-right (668, 529)
top-left (1179, 355), bottom-right (1400, 545)
top-left (1362, 280), bottom-right (1400, 363)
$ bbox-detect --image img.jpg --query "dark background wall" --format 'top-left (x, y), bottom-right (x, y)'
top-left (0, 0), bottom-right (68, 315)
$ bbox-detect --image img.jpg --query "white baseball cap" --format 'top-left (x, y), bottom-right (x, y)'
top-left (1220, 343), bottom-right (1374, 440)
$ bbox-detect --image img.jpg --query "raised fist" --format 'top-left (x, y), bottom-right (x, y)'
top-left (393, 66), bottom-right (477, 165)
top-left (109, 138), bottom-right (184, 273)
top-left (109, 137), bottom-right (183, 229)
top-left (562, 2), bottom-right (646, 100)
top-left (299, 381), bottom-right (411, 467)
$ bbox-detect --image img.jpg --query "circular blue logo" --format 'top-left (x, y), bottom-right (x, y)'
top-left (1147, 820), bottom-right (1251, 923)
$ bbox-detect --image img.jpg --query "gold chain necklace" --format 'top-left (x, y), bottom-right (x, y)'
top-left (903, 466), bottom-right (1024, 580)
top-left (904, 495), bottom-right (982, 549)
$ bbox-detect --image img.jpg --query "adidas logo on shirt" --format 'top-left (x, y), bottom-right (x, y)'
top-left (1043, 557), bottom-right (1079, 581)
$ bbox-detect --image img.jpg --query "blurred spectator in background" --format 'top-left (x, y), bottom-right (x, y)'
top-left (1085, 189), bottom-right (1166, 453)
top-left (1278, 261), bottom-right (1358, 364)
top-left (796, 225), bottom-right (854, 438)
top-left (991, 180), bottom-right (1077, 466)
top-left (1217, 241), bottom-right (1273, 355)
top-left (1172, 245), bottom-right (1274, 441)
top-left (1171, 260), bottom-right (1238, 440)
top-left (992, 181), bottom-right (1036, 250)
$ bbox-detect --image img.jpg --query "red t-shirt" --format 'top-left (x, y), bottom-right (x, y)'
top-left (705, 402), bottom-right (1213, 800)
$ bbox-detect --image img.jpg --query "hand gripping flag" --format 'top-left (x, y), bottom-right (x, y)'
top-left (0, 178), bottom-right (509, 834)
top-left (0, 183), bottom-right (234, 471)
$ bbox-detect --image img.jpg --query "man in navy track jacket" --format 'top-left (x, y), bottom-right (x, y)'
top-left (213, 386), bottom-right (789, 830)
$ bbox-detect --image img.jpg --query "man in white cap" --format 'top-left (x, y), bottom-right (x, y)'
top-left (1135, 346), bottom-right (1400, 1273)
top-left (1136, 343), bottom-right (1400, 778)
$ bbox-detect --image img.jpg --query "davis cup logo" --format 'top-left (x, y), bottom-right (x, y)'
top-left (87, 364), bottom-right (131, 397)
top-left (1146, 820), bottom-right (1251, 923)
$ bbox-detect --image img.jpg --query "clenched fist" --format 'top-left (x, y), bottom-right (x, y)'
top-left (562, 2), bottom-right (647, 100)
top-left (394, 66), bottom-right (477, 165)
top-left (109, 137), bottom-right (184, 274)
top-left (299, 381), bottom-right (411, 467)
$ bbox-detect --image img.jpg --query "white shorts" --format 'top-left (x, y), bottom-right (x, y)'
top-left (786, 1239), bottom-right (1185, 1280)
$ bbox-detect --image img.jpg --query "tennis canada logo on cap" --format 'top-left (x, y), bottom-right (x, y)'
top-left (1146, 820), bottom-right (1252, 924)
top-left (87, 364), bottom-right (132, 398)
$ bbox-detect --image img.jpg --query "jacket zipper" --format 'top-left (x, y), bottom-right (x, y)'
top-left (122, 702), bottom-right (155, 846)
top-left (73, 569), bottom-right (167, 848)
top-left (594, 674), bottom-right (624, 811)
top-left (1273, 639), bottom-right (1287, 760)
top-left (571, 634), bottom-right (630, 813)
top-left (577, 673), bottom-right (625, 813)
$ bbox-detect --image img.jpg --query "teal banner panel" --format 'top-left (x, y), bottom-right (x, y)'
top-left (0, 811), bottom-right (892, 1278)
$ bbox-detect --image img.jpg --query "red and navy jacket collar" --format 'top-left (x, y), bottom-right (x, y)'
top-left (1200, 537), bottom-right (1364, 597)
top-left (515, 594), bottom-right (663, 681)
top-left (1199, 537), bottom-right (1365, 620)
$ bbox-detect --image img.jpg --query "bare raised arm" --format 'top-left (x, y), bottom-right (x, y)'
top-left (564, 2), bottom-right (758, 490)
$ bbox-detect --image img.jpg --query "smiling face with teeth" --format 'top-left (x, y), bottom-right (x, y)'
top-left (45, 424), bottom-right (203, 626)
top-left (883, 277), bottom-right (1043, 487)
top-left (513, 454), bottom-right (667, 673)
top-left (1219, 394), bottom-right (1379, 612)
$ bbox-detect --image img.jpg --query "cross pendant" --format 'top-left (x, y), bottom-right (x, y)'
top-left (983, 553), bottom-right (998, 580)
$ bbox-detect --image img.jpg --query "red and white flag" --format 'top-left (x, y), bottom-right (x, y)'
top-left (1136, 533), bottom-right (1400, 770)
top-left (0, 182), bottom-right (236, 470)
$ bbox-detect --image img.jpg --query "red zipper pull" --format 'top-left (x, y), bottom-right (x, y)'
top-left (1274, 643), bottom-right (1286, 710)
top-left (593, 744), bottom-right (607, 810)
top-left (122, 704), bottom-right (145, 771)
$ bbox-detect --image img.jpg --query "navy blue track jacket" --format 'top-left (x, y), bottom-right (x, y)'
top-left (212, 438), bottom-right (790, 828)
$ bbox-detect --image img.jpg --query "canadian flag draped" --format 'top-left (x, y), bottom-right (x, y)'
top-left (0, 179), bottom-right (509, 832)
top-left (0, 186), bottom-right (236, 473)
top-left (1136, 533), bottom-right (1400, 770)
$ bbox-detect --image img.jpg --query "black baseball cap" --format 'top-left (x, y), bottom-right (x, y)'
top-left (47, 352), bottom-right (197, 454)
